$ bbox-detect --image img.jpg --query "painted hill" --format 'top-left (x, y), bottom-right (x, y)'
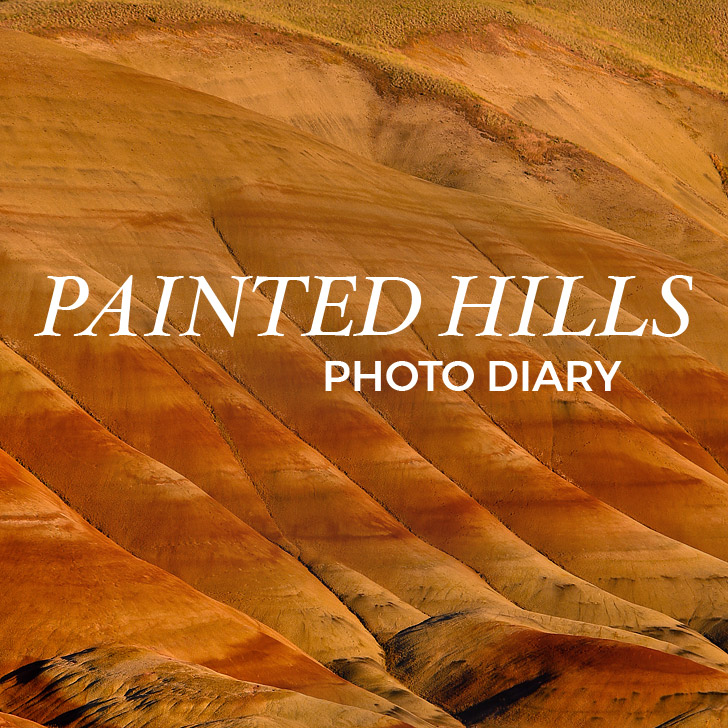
top-left (1, 1), bottom-right (728, 725)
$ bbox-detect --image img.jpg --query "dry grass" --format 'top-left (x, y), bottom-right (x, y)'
top-left (3, 0), bottom-right (727, 91)
top-left (711, 152), bottom-right (728, 196)
top-left (0, 0), bottom-right (719, 178)
top-left (241, 0), bottom-right (728, 91)
top-left (339, 42), bottom-right (576, 165)
top-left (522, 0), bottom-right (728, 91)
top-left (0, 0), bottom-right (576, 167)
top-left (0, 0), bottom-right (256, 34)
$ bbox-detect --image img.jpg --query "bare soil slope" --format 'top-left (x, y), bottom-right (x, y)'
top-left (1, 3), bottom-right (728, 726)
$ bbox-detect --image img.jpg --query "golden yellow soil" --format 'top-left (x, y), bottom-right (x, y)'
top-left (38, 18), bottom-right (728, 280)
top-left (0, 714), bottom-right (44, 728)
top-left (1, 2), bottom-right (728, 725)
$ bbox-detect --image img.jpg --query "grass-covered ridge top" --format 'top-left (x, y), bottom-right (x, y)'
top-left (242, 0), bottom-right (728, 92)
top-left (2, 0), bottom-right (727, 93)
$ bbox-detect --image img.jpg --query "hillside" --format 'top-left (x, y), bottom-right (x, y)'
top-left (1, 1), bottom-right (728, 726)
